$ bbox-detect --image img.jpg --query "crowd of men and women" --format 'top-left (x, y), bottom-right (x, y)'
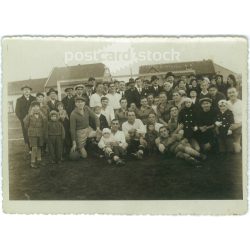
top-left (14, 72), bottom-right (242, 168)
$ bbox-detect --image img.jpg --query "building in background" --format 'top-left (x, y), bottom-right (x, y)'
top-left (139, 59), bottom-right (238, 84)
top-left (44, 63), bottom-right (112, 99)
top-left (8, 78), bottom-right (47, 113)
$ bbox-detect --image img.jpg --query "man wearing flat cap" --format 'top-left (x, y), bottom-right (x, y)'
top-left (15, 85), bottom-right (36, 153)
top-left (62, 87), bottom-right (74, 116)
top-left (46, 88), bottom-right (60, 112)
top-left (67, 84), bottom-right (89, 116)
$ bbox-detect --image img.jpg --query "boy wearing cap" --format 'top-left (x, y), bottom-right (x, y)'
top-left (24, 101), bottom-right (47, 168)
top-left (15, 85), bottom-right (36, 153)
top-left (48, 111), bottom-right (65, 164)
top-left (215, 100), bottom-right (235, 153)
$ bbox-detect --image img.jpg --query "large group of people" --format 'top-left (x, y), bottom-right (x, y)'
top-left (15, 72), bottom-right (242, 168)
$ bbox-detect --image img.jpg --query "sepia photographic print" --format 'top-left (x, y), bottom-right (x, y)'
top-left (2, 37), bottom-right (248, 214)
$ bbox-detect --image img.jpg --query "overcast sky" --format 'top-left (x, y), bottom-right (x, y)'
top-left (3, 37), bottom-right (247, 82)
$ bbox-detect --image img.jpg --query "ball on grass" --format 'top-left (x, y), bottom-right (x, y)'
top-left (69, 151), bottom-right (81, 161)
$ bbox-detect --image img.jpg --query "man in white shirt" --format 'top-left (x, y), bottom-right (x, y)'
top-left (118, 81), bottom-right (126, 97)
top-left (227, 87), bottom-right (242, 153)
top-left (122, 110), bottom-right (146, 136)
top-left (106, 82), bottom-right (121, 111)
top-left (101, 96), bottom-right (115, 126)
top-left (110, 119), bottom-right (128, 150)
top-left (90, 82), bottom-right (105, 108)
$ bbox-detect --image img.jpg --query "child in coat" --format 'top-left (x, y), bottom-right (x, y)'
top-left (48, 111), bottom-right (65, 164)
top-left (178, 97), bottom-right (200, 151)
top-left (24, 101), bottom-right (47, 168)
top-left (215, 100), bottom-right (235, 153)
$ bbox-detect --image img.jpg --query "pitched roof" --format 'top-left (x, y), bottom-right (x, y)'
top-left (139, 60), bottom-right (216, 76)
top-left (8, 78), bottom-right (47, 95)
top-left (45, 63), bottom-right (107, 88)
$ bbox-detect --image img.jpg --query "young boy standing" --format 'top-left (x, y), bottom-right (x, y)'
top-left (48, 111), bottom-right (65, 164)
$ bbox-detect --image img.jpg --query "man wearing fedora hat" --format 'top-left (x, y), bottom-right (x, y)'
top-left (124, 79), bottom-right (141, 107)
top-left (15, 85), bottom-right (36, 153)
top-left (148, 75), bottom-right (163, 97)
top-left (47, 88), bottom-right (60, 112)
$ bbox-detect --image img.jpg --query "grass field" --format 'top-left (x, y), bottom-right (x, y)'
top-left (7, 114), bottom-right (243, 200)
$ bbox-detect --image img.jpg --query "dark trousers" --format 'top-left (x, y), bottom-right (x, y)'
top-left (218, 137), bottom-right (234, 153)
top-left (48, 135), bottom-right (63, 162)
top-left (127, 140), bottom-right (144, 154)
top-left (20, 120), bottom-right (30, 147)
top-left (112, 146), bottom-right (126, 158)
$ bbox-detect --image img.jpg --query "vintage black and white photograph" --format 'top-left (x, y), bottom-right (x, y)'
top-left (2, 37), bottom-right (247, 214)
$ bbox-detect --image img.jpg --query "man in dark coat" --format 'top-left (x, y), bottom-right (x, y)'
top-left (62, 87), bottom-right (74, 115)
top-left (46, 88), bottom-right (60, 112)
top-left (208, 84), bottom-right (226, 111)
top-left (15, 85), bottom-right (36, 151)
top-left (148, 75), bottom-right (163, 97)
top-left (124, 79), bottom-right (141, 108)
top-left (67, 84), bottom-right (90, 115)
